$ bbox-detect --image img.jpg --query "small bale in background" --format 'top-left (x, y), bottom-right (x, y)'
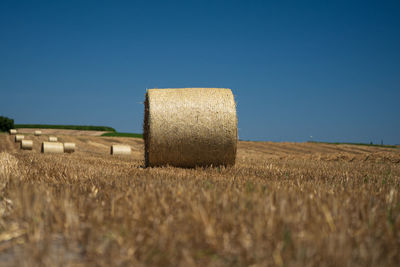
top-left (41, 142), bottom-right (64, 153)
top-left (15, 135), bottom-right (24, 143)
top-left (9, 129), bottom-right (17, 135)
top-left (34, 130), bottom-right (42, 136)
top-left (20, 140), bottom-right (33, 150)
top-left (48, 136), bottom-right (58, 142)
top-left (64, 143), bottom-right (75, 153)
top-left (110, 145), bottom-right (131, 155)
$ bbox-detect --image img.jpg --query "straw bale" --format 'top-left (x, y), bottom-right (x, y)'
top-left (20, 140), bottom-right (33, 150)
top-left (41, 142), bottom-right (64, 153)
top-left (9, 129), bottom-right (17, 135)
top-left (34, 130), bottom-right (42, 136)
top-left (64, 143), bottom-right (76, 153)
top-left (15, 135), bottom-right (24, 143)
top-left (48, 136), bottom-right (58, 142)
top-left (110, 145), bottom-right (131, 155)
top-left (144, 88), bottom-right (237, 168)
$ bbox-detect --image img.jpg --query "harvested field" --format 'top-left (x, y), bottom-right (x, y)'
top-left (0, 134), bottom-right (399, 266)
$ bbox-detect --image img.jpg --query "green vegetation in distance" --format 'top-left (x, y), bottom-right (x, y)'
top-left (0, 116), bottom-right (14, 132)
top-left (308, 141), bottom-right (397, 149)
top-left (15, 124), bottom-right (116, 132)
top-left (101, 132), bottom-right (143, 138)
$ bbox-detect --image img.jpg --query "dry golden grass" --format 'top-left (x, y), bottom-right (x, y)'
top-left (0, 134), bottom-right (399, 266)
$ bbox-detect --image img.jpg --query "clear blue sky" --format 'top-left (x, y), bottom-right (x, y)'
top-left (1, 0), bottom-right (399, 144)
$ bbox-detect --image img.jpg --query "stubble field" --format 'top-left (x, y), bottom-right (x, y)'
top-left (0, 133), bottom-right (399, 266)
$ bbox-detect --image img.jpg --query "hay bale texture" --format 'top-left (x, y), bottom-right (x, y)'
top-left (41, 142), bottom-right (64, 154)
top-left (64, 143), bottom-right (75, 153)
top-left (34, 130), bottom-right (42, 136)
top-left (9, 129), bottom-right (17, 135)
top-left (144, 88), bottom-right (237, 168)
top-left (15, 135), bottom-right (24, 143)
top-left (48, 136), bottom-right (58, 142)
top-left (110, 145), bottom-right (131, 155)
top-left (20, 140), bottom-right (33, 150)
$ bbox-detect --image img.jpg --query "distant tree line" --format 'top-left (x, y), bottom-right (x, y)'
top-left (0, 116), bottom-right (14, 132)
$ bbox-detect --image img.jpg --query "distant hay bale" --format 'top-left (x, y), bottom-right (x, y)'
top-left (34, 130), bottom-right (42, 136)
top-left (9, 129), bottom-right (17, 135)
top-left (41, 142), bottom-right (64, 153)
top-left (110, 145), bottom-right (131, 155)
top-left (20, 140), bottom-right (33, 150)
top-left (144, 88), bottom-right (237, 168)
top-left (64, 143), bottom-right (76, 153)
top-left (48, 136), bottom-right (58, 142)
top-left (15, 135), bottom-right (24, 143)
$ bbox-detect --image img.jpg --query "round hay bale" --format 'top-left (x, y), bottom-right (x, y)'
top-left (144, 88), bottom-right (237, 168)
top-left (20, 140), bottom-right (33, 150)
top-left (9, 129), bottom-right (17, 135)
top-left (41, 142), bottom-right (64, 154)
top-left (48, 136), bottom-right (58, 142)
top-left (34, 130), bottom-right (42, 136)
top-left (64, 142), bottom-right (76, 153)
top-left (110, 145), bottom-right (131, 155)
top-left (15, 135), bottom-right (24, 143)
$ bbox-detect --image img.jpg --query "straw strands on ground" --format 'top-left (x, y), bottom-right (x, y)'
top-left (20, 140), bottom-right (33, 150)
top-left (48, 136), bottom-right (58, 142)
top-left (63, 143), bottom-right (76, 153)
top-left (41, 142), bottom-right (64, 153)
top-left (15, 135), bottom-right (24, 142)
top-left (9, 129), bottom-right (17, 135)
top-left (34, 130), bottom-right (42, 136)
top-left (144, 88), bottom-right (238, 168)
top-left (0, 134), bottom-right (399, 266)
top-left (110, 145), bottom-right (131, 155)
